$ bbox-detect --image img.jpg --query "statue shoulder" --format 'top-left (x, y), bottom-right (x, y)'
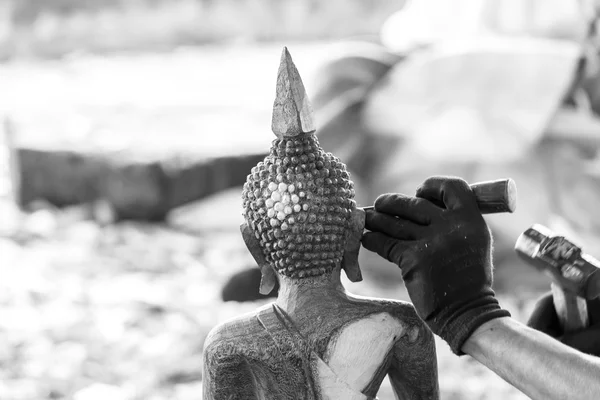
top-left (203, 309), bottom-right (271, 362)
top-left (348, 295), bottom-right (422, 323)
top-left (348, 296), bottom-right (431, 345)
top-left (379, 299), bottom-right (432, 344)
top-left (376, 300), bottom-right (438, 398)
top-left (379, 299), bottom-right (422, 323)
top-left (202, 305), bottom-right (306, 400)
top-left (204, 308), bottom-right (269, 355)
top-left (202, 313), bottom-right (265, 400)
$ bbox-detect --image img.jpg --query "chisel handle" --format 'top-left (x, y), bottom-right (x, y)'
top-left (362, 178), bottom-right (517, 215)
top-left (470, 178), bottom-right (517, 214)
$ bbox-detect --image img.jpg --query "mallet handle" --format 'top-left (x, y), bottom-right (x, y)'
top-left (551, 282), bottom-right (589, 332)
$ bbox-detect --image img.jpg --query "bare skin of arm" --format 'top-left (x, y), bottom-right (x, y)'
top-left (463, 317), bottom-right (600, 400)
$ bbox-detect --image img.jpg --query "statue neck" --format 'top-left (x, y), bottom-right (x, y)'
top-left (275, 267), bottom-right (346, 315)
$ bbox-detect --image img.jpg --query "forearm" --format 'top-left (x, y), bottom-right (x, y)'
top-left (463, 317), bottom-right (600, 400)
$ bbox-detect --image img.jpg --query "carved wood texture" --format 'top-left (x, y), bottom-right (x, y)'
top-left (203, 297), bottom-right (439, 399)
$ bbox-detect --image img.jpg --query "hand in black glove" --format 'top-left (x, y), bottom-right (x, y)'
top-left (362, 176), bottom-right (510, 355)
top-left (527, 292), bottom-right (600, 356)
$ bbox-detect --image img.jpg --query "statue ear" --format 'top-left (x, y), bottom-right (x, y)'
top-left (240, 222), bottom-right (278, 295)
top-left (341, 207), bottom-right (364, 282)
top-left (258, 264), bottom-right (277, 295)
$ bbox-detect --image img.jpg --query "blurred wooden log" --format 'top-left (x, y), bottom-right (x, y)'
top-left (102, 152), bottom-right (266, 220)
top-left (6, 123), bottom-right (266, 220)
top-left (7, 144), bottom-right (107, 209)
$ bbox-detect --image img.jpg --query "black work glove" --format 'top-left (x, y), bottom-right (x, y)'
top-left (362, 176), bottom-right (510, 355)
top-left (527, 292), bottom-right (600, 357)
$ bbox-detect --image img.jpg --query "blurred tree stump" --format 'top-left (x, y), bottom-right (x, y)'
top-left (6, 124), bottom-right (266, 221)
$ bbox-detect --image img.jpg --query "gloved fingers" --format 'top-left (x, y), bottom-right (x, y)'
top-left (373, 193), bottom-right (437, 225)
top-left (416, 176), bottom-right (478, 211)
top-left (526, 292), bottom-right (563, 337)
top-left (560, 326), bottom-right (600, 357)
top-left (361, 231), bottom-right (409, 266)
top-left (365, 209), bottom-right (425, 240)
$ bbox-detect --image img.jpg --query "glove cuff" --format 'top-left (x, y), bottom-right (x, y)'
top-left (438, 294), bottom-right (511, 355)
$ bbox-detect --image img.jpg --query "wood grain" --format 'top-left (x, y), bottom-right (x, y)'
top-left (271, 47), bottom-right (316, 137)
top-left (203, 287), bottom-right (439, 399)
top-left (342, 207), bottom-right (365, 282)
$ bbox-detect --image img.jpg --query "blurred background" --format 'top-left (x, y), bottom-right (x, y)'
top-left (1, 0), bottom-right (600, 399)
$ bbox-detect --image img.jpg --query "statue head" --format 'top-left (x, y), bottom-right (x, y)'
top-left (240, 47), bottom-right (364, 294)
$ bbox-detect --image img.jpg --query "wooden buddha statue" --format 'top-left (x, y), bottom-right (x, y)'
top-left (202, 47), bottom-right (439, 400)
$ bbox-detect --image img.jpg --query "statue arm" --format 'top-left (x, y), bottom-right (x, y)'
top-left (388, 322), bottom-right (440, 400)
top-left (202, 348), bottom-right (258, 400)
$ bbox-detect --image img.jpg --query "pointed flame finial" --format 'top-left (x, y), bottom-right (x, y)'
top-left (271, 47), bottom-right (316, 138)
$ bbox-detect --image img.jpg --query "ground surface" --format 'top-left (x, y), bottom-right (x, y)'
top-left (0, 42), bottom-right (539, 399)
